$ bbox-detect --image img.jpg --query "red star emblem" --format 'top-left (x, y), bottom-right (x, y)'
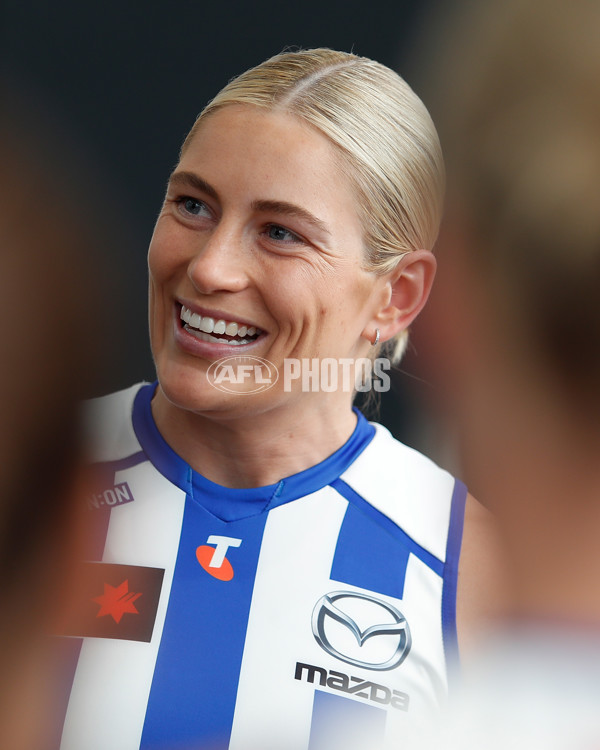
top-left (92, 580), bottom-right (142, 624)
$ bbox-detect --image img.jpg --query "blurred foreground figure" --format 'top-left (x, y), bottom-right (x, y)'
top-left (413, 0), bottom-right (600, 747)
top-left (0, 116), bottom-right (101, 749)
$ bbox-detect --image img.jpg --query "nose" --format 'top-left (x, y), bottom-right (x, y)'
top-left (187, 221), bottom-right (250, 295)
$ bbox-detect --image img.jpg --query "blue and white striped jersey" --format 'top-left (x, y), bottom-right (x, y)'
top-left (58, 382), bottom-right (466, 750)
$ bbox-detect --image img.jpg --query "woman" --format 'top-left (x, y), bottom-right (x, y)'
top-left (59, 48), bottom-right (504, 750)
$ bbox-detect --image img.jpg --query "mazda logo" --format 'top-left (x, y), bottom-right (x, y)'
top-left (311, 591), bottom-right (411, 671)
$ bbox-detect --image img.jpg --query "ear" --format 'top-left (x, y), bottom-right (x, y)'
top-left (363, 250), bottom-right (437, 344)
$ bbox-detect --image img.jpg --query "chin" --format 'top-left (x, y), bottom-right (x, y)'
top-left (154, 357), bottom-right (213, 410)
top-left (155, 362), bottom-right (281, 423)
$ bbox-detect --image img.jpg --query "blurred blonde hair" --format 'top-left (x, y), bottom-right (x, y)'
top-left (182, 48), bottom-right (445, 363)
top-left (429, 0), bottom-right (600, 407)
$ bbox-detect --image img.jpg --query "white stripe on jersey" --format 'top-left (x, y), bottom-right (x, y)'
top-left (60, 466), bottom-right (186, 750)
top-left (229, 486), bottom-right (348, 750)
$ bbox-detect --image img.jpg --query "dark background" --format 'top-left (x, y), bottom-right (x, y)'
top-left (1, 0), bottom-right (442, 453)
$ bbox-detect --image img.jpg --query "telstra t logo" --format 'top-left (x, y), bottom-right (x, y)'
top-left (196, 535), bottom-right (242, 581)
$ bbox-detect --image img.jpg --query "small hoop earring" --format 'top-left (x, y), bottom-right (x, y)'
top-left (372, 328), bottom-right (380, 347)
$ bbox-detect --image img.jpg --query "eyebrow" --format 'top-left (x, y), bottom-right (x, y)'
top-left (251, 199), bottom-right (330, 236)
top-left (167, 171), bottom-right (219, 201)
top-left (168, 170), bottom-right (330, 237)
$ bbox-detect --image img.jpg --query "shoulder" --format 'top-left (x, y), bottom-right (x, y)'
top-left (457, 494), bottom-right (511, 653)
top-left (341, 420), bottom-right (458, 562)
top-left (83, 382), bottom-right (148, 462)
top-left (350, 419), bottom-right (456, 496)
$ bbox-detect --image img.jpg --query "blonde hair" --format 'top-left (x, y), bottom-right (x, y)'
top-left (181, 48), bottom-right (445, 363)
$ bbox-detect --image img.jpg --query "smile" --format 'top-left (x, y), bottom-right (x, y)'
top-left (180, 305), bottom-right (262, 346)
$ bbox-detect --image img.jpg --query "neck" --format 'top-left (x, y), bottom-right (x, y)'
top-left (151, 387), bottom-right (358, 488)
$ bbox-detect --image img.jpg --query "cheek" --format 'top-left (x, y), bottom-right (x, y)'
top-left (147, 235), bottom-right (170, 285)
top-left (147, 219), bottom-right (186, 284)
top-left (147, 224), bottom-right (180, 340)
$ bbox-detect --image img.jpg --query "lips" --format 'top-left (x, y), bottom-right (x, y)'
top-left (179, 305), bottom-right (263, 346)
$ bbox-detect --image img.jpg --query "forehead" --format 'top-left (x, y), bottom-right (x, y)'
top-left (182, 103), bottom-right (335, 168)
top-left (177, 105), bottom-right (363, 234)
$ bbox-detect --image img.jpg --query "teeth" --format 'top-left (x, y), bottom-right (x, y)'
top-left (200, 317), bottom-right (214, 333)
top-left (185, 330), bottom-right (252, 345)
top-left (180, 306), bottom-right (261, 343)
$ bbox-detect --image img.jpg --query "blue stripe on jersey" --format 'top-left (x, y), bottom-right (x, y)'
top-left (329, 495), bottom-right (411, 601)
top-left (307, 689), bottom-right (386, 750)
top-left (132, 383), bottom-right (192, 493)
top-left (441, 478), bottom-right (467, 676)
top-left (132, 383), bottom-right (376, 521)
top-left (330, 478), bottom-right (444, 578)
top-left (140, 499), bottom-right (268, 749)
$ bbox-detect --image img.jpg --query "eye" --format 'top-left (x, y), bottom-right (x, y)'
top-left (176, 196), bottom-right (212, 219)
top-left (264, 224), bottom-right (302, 243)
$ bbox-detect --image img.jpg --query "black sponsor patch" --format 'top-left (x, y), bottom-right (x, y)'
top-left (59, 562), bottom-right (164, 642)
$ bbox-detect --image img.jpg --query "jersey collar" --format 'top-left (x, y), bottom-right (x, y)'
top-left (132, 382), bottom-right (375, 521)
